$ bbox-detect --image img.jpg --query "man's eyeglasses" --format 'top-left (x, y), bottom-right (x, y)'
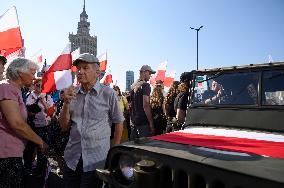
top-left (35, 84), bottom-right (42, 87)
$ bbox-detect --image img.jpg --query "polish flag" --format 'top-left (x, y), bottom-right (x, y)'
top-left (149, 74), bottom-right (156, 86)
top-left (71, 47), bottom-right (81, 87)
top-left (155, 60), bottom-right (167, 81)
top-left (5, 48), bottom-right (23, 62)
top-left (149, 60), bottom-right (167, 86)
top-left (31, 50), bottom-right (43, 64)
top-left (98, 52), bottom-right (107, 71)
top-left (0, 6), bottom-right (23, 57)
top-left (100, 66), bottom-right (112, 85)
top-left (164, 70), bottom-right (176, 87)
top-left (42, 43), bottom-right (72, 93)
top-left (152, 127), bottom-right (284, 160)
top-left (70, 47), bottom-right (80, 72)
top-left (73, 74), bottom-right (80, 87)
top-left (71, 47), bottom-right (80, 61)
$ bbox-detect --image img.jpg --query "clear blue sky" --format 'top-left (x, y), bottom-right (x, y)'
top-left (1, 0), bottom-right (284, 90)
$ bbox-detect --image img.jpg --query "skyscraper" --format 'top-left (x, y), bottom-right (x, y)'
top-left (69, 0), bottom-right (97, 56)
top-left (126, 71), bottom-right (134, 91)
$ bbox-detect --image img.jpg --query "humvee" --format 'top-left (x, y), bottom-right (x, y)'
top-left (96, 62), bottom-right (284, 188)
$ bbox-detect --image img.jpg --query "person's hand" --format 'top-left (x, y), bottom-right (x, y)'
top-left (63, 86), bottom-right (77, 104)
top-left (216, 85), bottom-right (223, 98)
top-left (38, 93), bottom-right (46, 103)
top-left (39, 140), bottom-right (49, 154)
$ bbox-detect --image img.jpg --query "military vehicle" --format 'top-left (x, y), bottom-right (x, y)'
top-left (96, 62), bottom-right (284, 188)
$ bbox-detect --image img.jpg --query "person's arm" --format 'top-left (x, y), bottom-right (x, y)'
top-left (162, 100), bottom-right (167, 117)
top-left (0, 100), bottom-right (48, 151)
top-left (59, 86), bottom-right (76, 132)
top-left (38, 94), bottom-right (49, 112)
top-left (110, 91), bottom-right (124, 145)
top-left (143, 95), bottom-right (154, 133)
top-left (205, 93), bottom-right (221, 104)
top-left (175, 93), bottom-right (188, 123)
top-left (112, 122), bottom-right (123, 146)
top-left (59, 102), bottom-right (71, 132)
top-left (176, 108), bottom-right (186, 123)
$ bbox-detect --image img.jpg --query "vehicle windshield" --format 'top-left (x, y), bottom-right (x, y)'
top-left (193, 70), bottom-right (284, 106)
top-left (262, 70), bottom-right (284, 105)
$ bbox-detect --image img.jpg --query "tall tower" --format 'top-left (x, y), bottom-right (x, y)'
top-left (126, 71), bottom-right (134, 91)
top-left (69, 0), bottom-right (97, 56)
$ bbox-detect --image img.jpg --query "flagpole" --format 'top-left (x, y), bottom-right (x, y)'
top-left (105, 50), bottom-right (108, 80)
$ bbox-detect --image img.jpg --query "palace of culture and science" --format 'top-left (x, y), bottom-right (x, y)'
top-left (68, 1), bottom-right (134, 89)
top-left (69, 1), bottom-right (97, 56)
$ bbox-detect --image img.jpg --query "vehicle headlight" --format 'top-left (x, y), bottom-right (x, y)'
top-left (118, 154), bottom-right (135, 181)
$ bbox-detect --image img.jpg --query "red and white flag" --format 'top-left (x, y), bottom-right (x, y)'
top-left (71, 47), bottom-right (80, 72)
top-left (149, 74), bottom-right (156, 86)
top-left (155, 60), bottom-right (167, 81)
top-left (31, 49), bottom-right (43, 64)
top-left (0, 6), bottom-right (23, 57)
top-left (150, 60), bottom-right (167, 86)
top-left (152, 127), bottom-right (284, 160)
top-left (71, 48), bottom-right (81, 86)
top-left (164, 70), bottom-right (176, 88)
top-left (98, 52), bottom-right (107, 71)
top-left (100, 66), bottom-right (112, 85)
top-left (5, 47), bottom-right (23, 62)
top-left (71, 47), bottom-right (80, 61)
top-left (42, 43), bottom-right (72, 93)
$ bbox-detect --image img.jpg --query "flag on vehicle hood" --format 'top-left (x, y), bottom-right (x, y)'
top-left (42, 43), bottom-right (72, 93)
top-left (151, 127), bottom-right (284, 160)
top-left (0, 6), bottom-right (23, 57)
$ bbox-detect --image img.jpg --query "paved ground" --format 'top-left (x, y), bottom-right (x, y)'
top-left (24, 157), bottom-right (106, 188)
top-left (24, 158), bottom-right (64, 188)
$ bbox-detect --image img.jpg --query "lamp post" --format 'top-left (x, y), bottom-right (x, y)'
top-left (190, 26), bottom-right (203, 70)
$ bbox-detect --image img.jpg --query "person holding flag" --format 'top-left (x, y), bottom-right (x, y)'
top-left (59, 53), bottom-right (124, 188)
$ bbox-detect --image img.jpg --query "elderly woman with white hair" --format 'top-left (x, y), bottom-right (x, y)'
top-left (0, 58), bottom-right (48, 188)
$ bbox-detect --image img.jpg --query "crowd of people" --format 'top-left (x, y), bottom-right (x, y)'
top-left (0, 53), bottom-right (193, 188)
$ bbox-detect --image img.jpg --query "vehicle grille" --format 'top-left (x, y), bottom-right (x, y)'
top-left (154, 159), bottom-right (281, 188)
top-left (109, 147), bottom-right (283, 188)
